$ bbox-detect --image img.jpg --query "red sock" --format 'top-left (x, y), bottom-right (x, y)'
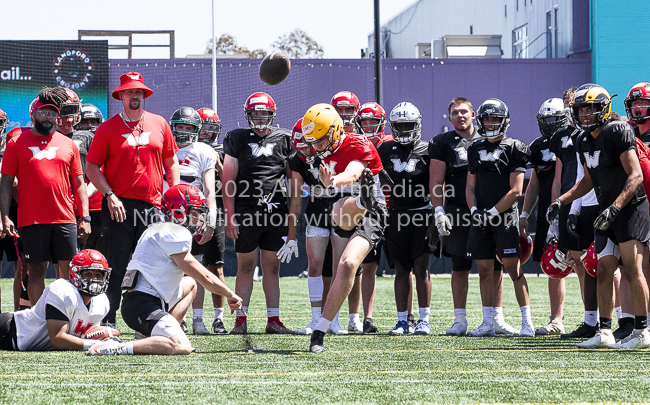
top-left (268, 316), bottom-right (280, 324)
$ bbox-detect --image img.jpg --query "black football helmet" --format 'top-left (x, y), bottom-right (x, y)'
top-left (170, 107), bottom-right (202, 145)
top-left (476, 98), bottom-right (510, 138)
top-left (76, 103), bottom-right (104, 133)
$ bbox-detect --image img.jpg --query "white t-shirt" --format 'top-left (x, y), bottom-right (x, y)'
top-left (127, 222), bottom-right (192, 305)
top-left (164, 142), bottom-right (217, 193)
top-left (13, 279), bottom-right (110, 351)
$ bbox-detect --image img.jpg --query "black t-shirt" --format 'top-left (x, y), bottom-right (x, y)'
top-left (377, 139), bottom-right (430, 211)
top-left (223, 128), bottom-right (291, 211)
top-left (428, 128), bottom-right (480, 207)
top-left (528, 136), bottom-right (556, 214)
top-left (548, 126), bottom-right (582, 194)
top-left (467, 136), bottom-right (530, 210)
top-left (575, 121), bottom-right (646, 208)
top-left (69, 130), bottom-right (94, 177)
top-left (287, 154), bottom-right (332, 221)
top-left (212, 143), bottom-right (225, 210)
top-left (634, 126), bottom-right (650, 147)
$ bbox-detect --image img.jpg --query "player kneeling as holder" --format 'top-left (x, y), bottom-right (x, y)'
top-left (0, 249), bottom-right (115, 352)
top-left (87, 184), bottom-right (242, 356)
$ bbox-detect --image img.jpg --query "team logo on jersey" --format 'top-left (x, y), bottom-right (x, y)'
top-left (179, 157), bottom-right (193, 166)
top-left (391, 158), bottom-right (418, 173)
top-left (122, 132), bottom-right (151, 147)
top-left (321, 161), bottom-right (337, 175)
top-left (28, 146), bottom-right (59, 160)
top-left (308, 166), bottom-right (320, 179)
top-left (583, 151), bottom-right (601, 168)
top-left (53, 48), bottom-right (95, 90)
top-left (541, 149), bottom-right (555, 161)
top-left (249, 143), bottom-right (275, 157)
top-left (454, 147), bottom-right (468, 164)
top-left (73, 139), bottom-right (82, 149)
top-left (561, 136), bottom-right (573, 148)
top-left (478, 149), bottom-right (503, 162)
top-left (73, 319), bottom-right (93, 337)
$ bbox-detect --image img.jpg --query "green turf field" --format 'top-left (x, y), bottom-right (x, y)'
top-left (0, 275), bottom-right (648, 404)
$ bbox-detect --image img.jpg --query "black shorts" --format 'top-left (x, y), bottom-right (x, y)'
top-left (234, 207), bottom-right (287, 253)
top-left (385, 209), bottom-right (434, 269)
top-left (19, 223), bottom-right (77, 263)
top-left (0, 313), bottom-right (17, 351)
top-left (574, 205), bottom-right (599, 251)
top-left (466, 211), bottom-right (520, 261)
top-left (304, 198), bottom-right (332, 230)
top-left (121, 291), bottom-right (172, 337)
top-left (557, 204), bottom-right (578, 252)
top-left (80, 211), bottom-right (105, 253)
top-left (363, 240), bottom-right (383, 265)
top-left (441, 204), bottom-right (471, 258)
top-left (351, 209), bottom-right (386, 250)
top-left (596, 200), bottom-right (650, 250)
top-left (0, 202), bottom-right (19, 261)
top-left (202, 222), bottom-right (226, 266)
top-left (532, 214), bottom-right (550, 263)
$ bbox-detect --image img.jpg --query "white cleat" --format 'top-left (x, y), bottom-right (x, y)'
top-left (348, 318), bottom-right (363, 332)
top-left (535, 317), bottom-right (565, 336)
top-left (86, 341), bottom-right (128, 356)
top-left (192, 318), bottom-right (210, 335)
top-left (467, 321), bottom-right (496, 337)
top-left (296, 320), bottom-right (318, 335)
top-left (494, 318), bottom-right (520, 335)
top-left (327, 318), bottom-right (348, 335)
top-left (610, 328), bottom-right (650, 349)
top-left (445, 320), bottom-right (468, 336)
top-left (519, 322), bottom-right (535, 337)
top-left (577, 329), bottom-right (615, 349)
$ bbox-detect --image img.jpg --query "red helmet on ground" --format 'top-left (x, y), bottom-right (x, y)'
top-left (291, 118), bottom-right (313, 163)
top-left (624, 82), bottom-right (650, 124)
top-left (355, 102), bottom-right (386, 138)
top-left (162, 184), bottom-right (209, 235)
top-left (69, 249), bottom-right (111, 296)
top-left (496, 234), bottom-right (533, 265)
top-left (331, 91), bottom-right (360, 127)
top-left (581, 242), bottom-right (598, 277)
top-left (540, 241), bottom-right (574, 279)
top-left (244, 92), bottom-right (276, 130)
top-left (59, 88), bottom-right (82, 126)
top-left (197, 107), bottom-right (222, 144)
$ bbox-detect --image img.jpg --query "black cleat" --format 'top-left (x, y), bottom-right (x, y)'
top-left (560, 322), bottom-right (598, 339)
top-left (212, 318), bottom-right (229, 334)
top-left (407, 314), bottom-right (417, 334)
top-left (613, 317), bottom-right (634, 341)
top-left (363, 318), bottom-right (378, 333)
top-left (309, 330), bottom-right (326, 353)
top-left (358, 168), bottom-right (378, 212)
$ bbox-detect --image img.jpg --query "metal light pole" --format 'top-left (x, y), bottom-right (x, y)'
top-left (373, 0), bottom-right (383, 106)
top-left (211, 0), bottom-right (217, 112)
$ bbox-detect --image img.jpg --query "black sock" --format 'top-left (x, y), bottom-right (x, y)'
top-left (599, 317), bottom-right (612, 329)
top-left (634, 315), bottom-right (647, 329)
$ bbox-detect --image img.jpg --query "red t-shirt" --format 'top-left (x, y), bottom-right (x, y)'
top-left (1, 130), bottom-right (83, 227)
top-left (322, 133), bottom-right (384, 176)
top-left (635, 137), bottom-right (650, 198)
top-left (86, 111), bottom-right (178, 207)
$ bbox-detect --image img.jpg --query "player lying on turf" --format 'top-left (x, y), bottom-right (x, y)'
top-left (87, 184), bottom-right (242, 356)
top-left (0, 249), bottom-right (116, 352)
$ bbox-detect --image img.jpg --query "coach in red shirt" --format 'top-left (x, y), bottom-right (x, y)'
top-left (0, 88), bottom-right (90, 305)
top-left (86, 72), bottom-right (180, 326)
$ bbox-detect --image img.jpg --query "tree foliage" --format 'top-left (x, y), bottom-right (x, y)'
top-left (205, 34), bottom-right (267, 59)
top-left (272, 29), bottom-right (324, 59)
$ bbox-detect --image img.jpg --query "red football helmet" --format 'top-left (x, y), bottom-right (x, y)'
top-left (496, 234), bottom-right (533, 264)
top-left (355, 102), bottom-right (386, 138)
top-left (581, 242), bottom-right (598, 277)
top-left (58, 88), bottom-right (82, 126)
top-left (540, 241), bottom-right (574, 279)
top-left (624, 82), bottom-right (650, 124)
top-left (244, 92), bottom-right (276, 130)
top-left (331, 91), bottom-right (360, 127)
top-left (197, 107), bottom-right (222, 144)
top-left (162, 184), bottom-right (209, 235)
top-left (291, 118), bottom-right (313, 163)
top-left (69, 249), bottom-right (111, 296)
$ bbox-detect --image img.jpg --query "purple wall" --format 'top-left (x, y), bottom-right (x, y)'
top-left (109, 57), bottom-right (590, 146)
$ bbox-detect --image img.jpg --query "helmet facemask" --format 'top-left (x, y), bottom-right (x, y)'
top-left (572, 102), bottom-right (609, 132)
top-left (172, 122), bottom-right (201, 146)
top-left (355, 117), bottom-right (384, 138)
top-left (246, 109), bottom-right (275, 131)
top-left (198, 122), bottom-right (222, 145)
top-left (334, 105), bottom-right (358, 127)
top-left (626, 98), bottom-right (650, 125)
top-left (537, 114), bottom-right (568, 138)
top-left (478, 115), bottom-right (509, 138)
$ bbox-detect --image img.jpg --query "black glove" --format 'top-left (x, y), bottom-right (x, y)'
top-left (593, 204), bottom-right (620, 231)
top-left (566, 213), bottom-right (580, 238)
top-left (546, 199), bottom-right (562, 224)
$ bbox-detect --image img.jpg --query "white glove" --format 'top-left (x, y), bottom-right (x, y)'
top-left (277, 236), bottom-right (299, 263)
top-left (546, 218), bottom-right (559, 244)
top-left (434, 207), bottom-right (452, 236)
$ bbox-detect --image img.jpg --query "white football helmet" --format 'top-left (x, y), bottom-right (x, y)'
top-left (389, 102), bottom-right (422, 144)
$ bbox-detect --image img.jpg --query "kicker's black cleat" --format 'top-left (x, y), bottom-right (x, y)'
top-left (560, 322), bottom-right (598, 339)
top-left (358, 168), bottom-right (378, 212)
top-left (363, 318), bottom-right (378, 333)
top-left (309, 330), bottom-right (326, 353)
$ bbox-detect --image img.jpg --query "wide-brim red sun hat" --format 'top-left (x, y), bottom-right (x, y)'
top-left (112, 72), bottom-right (154, 100)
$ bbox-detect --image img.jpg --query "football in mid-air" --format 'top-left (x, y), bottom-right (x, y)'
top-left (259, 52), bottom-right (291, 85)
top-left (83, 326), bottom-right (120, 340)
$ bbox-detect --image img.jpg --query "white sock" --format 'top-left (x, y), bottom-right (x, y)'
top-left (493, 306), bottom-right (504, 321)
top-left (349, 313), bottom-right (360, 322)
top-left (520, 305), bottom-right (532, 325)
top-left (482, 306), bottom-right (494, 326)
top-left (647, 312), bottom-right (650, 321)
top-left (192, 309), bottom-right (203, 319)
top-left (453, 308), bottom-right (467, 322)
top-left (308, 276), bottom-right (324, 302)
top-left (397, 311), bottom-right (408, 322)
top-left (315, 317), bottom-right (331, 333)
top-left (236, 306), bottom-right (249, 317)
top-left (356, 196), bottom-right (366, 210)
top-left (419, 307), bottom-right (430, 323)
top-left (267, 308), bottom-right (280, 318)
top-left (585, 311), bottom-right (598, 327)
top-left (615, 306), bottom-right (622, 320)
top-left (311, 307), bottom-right (322, 322)
top-left (622, 312), bottom-right (634, 319)
top-left (214, 308), bottom-right (224, 320)
top-left (123, 341), bottom-right (134, 355)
